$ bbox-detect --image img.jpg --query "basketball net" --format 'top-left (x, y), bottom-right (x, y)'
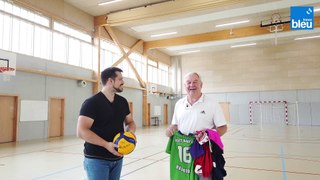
top-left (0, 67), bottom-right (15, 82)
top-left (269, 25), bottom-right (283, 45)
top-left (0, 67), bottom-right (15, 72)
top-left (0, 57), bottom-right (16, 79)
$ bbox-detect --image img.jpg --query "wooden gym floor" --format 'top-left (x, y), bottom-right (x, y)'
top-left (0, 124), bottom-right (320, 180)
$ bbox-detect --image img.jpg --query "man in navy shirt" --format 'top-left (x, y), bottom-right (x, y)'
top-left (77, 67), bottom-right (136, 180)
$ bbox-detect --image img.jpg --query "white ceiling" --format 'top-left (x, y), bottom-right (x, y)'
top-left (64, 0), bottom-right (320, 56)
top-left (64, 0), bottom-right (170, 16)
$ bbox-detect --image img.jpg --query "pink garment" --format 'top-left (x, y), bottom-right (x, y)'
top-left (206, 129), bottom-right (224, 150)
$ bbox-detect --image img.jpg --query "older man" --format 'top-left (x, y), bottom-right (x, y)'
top-left (166, 72), bottom-right (227, 180)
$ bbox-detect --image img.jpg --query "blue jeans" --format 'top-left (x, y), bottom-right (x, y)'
top-left (84, 157), bottom-right (123, 180)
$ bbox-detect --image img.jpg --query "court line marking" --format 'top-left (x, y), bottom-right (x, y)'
top-left (230, 127), bottom-right (245, 135)
top-left (0, 143), bottom-right (82, 158)
top-left (225, 136), bottom-right (320, 144)
top-left (30, 151), bottom-right (165, 180)
top-left (121, 156), bottom-right (168, 178)
top-left (30, 150), bottom-right (166, 179)
top-left (124, 151), bottom-right (166, 166)
top-left (43, 150), bottom-right (83, 156)
top-left (281, 145), bottom-right (287, 180)
top-left (32, 165), bottom-right (82, 180)
top-left (226, 165), bottom-right (320, 176)
top-left (120, 151), bottom-right (169, 177)
top-left (226, 155), bottom-right (320, 163)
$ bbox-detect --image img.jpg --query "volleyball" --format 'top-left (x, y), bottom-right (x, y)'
top-left (113, 132), bottom-right (136, 155)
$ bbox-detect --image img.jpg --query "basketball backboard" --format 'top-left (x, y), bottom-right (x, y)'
top-left (0, 49), bottom-right (16, 76)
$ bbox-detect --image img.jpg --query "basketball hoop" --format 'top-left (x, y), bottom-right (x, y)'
top-left (0, 57), bottom-right (16, 76)
top-left (271, 13), bottom-right (281, 24)
top-left (0, 67), bottom-right (15, 73)
top-left (0, 67), bottom-right (15, 82)
top-left (260, 13), bottom-right (290, 46)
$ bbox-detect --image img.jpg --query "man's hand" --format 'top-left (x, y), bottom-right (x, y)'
top-left (195, 130), bottom-right (209, 145)
top-left (103, 142), bottom-right (123, 157)
top-left (166, 125), bottom-right (177, 137)
top-left (166, 128), bottom-right (174, 137)
top-left (128, 131), bottom-right (137, 143)
top-left (216, 125), bottom-right (227, 136)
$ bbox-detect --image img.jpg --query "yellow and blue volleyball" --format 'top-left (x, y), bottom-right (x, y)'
top-left (113, 132), bottom-right (136, 155)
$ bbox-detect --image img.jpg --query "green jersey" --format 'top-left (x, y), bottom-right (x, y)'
top-left (166, 131), bottom-right (198, 180)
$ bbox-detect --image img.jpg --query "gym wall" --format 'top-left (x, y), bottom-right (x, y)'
top-left (0, 53), bottom-right (93, 140)
top-left (180, 39), bottom-right (320, 126)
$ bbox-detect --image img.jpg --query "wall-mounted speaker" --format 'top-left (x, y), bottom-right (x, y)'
top-left (77, 80), bottom-right (87, 87)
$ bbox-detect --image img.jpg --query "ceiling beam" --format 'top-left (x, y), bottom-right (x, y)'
top-left (106, 0), bottom-right (253, 26)
top-left (111, 39), bottom-right (144, 67)
top-left (144, 16), bottom-right (320, 50)
top-left (104, 25), bottom-right (146, 88)
top-left (94, 15), bottom-right (108, 27)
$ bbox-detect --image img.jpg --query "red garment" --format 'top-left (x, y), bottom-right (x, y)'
top-left (194, 143), bottom-right (213, 178)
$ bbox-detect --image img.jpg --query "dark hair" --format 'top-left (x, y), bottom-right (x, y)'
top-left (101, 67), bottom-right (123, 85)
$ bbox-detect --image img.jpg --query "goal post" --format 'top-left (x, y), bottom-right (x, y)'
top-left (249, 101), bottom-right (288, 125)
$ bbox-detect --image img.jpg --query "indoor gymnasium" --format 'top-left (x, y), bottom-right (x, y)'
top-left (0, 0), bottom-right (320, 180)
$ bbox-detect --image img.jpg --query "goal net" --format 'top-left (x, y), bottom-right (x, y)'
top-left (249, 101), bottom-right (289, 125)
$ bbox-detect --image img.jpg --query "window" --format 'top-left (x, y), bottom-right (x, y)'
top-left (68, 38), bottom-right (81, 66)
top-left (19, 20), bottom-right (34, 55)
top-left (81, 42), bottom-right (94, 69)
top-left (101, 39), bottom-right (122, 54)
top-left (147, 58), bottom-right (169, 86)
top-left (2, 1), bottom-right (12, 14)
top-left (148, 66), bottom-right (157, 84)
top-left (0, 0), bottom-right (95, 70)
top-left (2, 0), bottom-right (185, 74)
top-left (101, 50), bottom-right (113, 68)
top-left (100, 39), bottom-right (146, 81)
top-left (11, 18), bottom-right (19, 52)
top-left (53, 21), bottom-right (91, 43)
top-left (148, 59), bottom-right (157, 67)
top-left (129, 52), bottom-right (146, 80)
top-left (34, 26), bottom-right (51, 59)
top-left (0, 14), bottom-right (11, 50)
top-left (158, 63), bottom-right (169, 86)
top-left (119, 60), bottom-right (129, 78)
top-left (0, 0), bottom-right (49, 27)
top-left (148, 59), bottom-right (158, 84)
top-left (52, 32), bottom-right (67, 63)
top-left (9, 17), bottom-right (34, 56)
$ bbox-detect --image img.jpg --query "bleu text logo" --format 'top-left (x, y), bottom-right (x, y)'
top-left (291, 6), bottom-right (314, 30)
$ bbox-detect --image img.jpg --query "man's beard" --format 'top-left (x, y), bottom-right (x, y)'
top-left (113, 85), bottom-right (123, 92)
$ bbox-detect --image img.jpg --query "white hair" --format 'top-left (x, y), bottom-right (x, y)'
top-left (184, 72), bottom-right (202, 82)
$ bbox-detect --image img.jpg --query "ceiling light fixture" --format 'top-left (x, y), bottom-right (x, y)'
top-left (178, 50), bottom-right (200, 54)
top-left (150, 32), bottom-right (177, 37)
top-left (216, 20), bottom-right (250, 27)
top-left (98, 0), bottom-right (122, 6)
top-left (231, 43), bottom-right (256, 48)
top-left (294, 35), bottom-right (320, 40)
